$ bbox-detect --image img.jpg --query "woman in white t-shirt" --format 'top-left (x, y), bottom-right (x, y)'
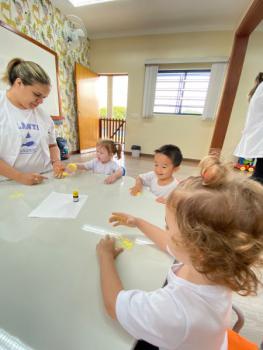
top-left (0, 58), bottom-right (64, 185)
top-left (234, 72), bottom-right (263, 184)
top-left (130, 144), bottom-right (183, 203)
top-left (74, 139), bottom-right (124, 184)
top-left (97, 156), bottom-right (263, 350)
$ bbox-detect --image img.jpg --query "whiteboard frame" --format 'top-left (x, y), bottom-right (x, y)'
top-left (0, 20), bottom-right (62, 118)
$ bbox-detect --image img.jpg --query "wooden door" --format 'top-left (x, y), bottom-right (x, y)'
top-left (75, 63), bottom-right (99, 152)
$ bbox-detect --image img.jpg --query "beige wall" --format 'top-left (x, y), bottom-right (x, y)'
top-left (90, 31), bottom-right (262, 160)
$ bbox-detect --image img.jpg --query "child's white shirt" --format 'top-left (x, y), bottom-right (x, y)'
top-left (116, 263), bottom-right (232, 350)
top-left (83, 158), bottom-right (120, 175)
top-left (139, 171), bottom-right (179, 197)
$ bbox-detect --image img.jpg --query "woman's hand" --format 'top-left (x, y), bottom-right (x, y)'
top-left (52, 161), bottom-right (65, 178)
top-left (18, 172), bottom-right (47, 185)
top-left (96, 235), bottom-right (123, 260)
top-left (109, 212), bottom-right (137, 227)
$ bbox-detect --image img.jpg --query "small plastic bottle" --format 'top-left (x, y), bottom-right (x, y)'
top-left (73, 190), bottom-right (79, 202)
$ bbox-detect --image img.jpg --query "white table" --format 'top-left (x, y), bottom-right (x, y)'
top-left (0, 173), bottom-right (173, 350)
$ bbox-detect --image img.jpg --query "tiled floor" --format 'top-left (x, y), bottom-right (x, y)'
top-left (68, 152), bottom-right (262, 346)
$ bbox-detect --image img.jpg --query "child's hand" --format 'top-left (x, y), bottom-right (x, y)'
top-left (96, 235), bottom-right (123, 259)
top-left (109, 212), bottom-right (137, 227)
top-left (104, 174), bottom-right (117, 184)
top-left (156, 196), bottom-right (166, 204)
top-left (129, 185), bottom-right (142, 196)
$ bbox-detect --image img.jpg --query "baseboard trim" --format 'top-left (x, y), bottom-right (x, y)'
top-left (70, 150), bottom-right (80, 155)
top-left (124, 151), bottom-right (200, 163)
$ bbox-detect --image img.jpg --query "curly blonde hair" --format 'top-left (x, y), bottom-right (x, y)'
top-left (167, 156), bottom-right (263, 296)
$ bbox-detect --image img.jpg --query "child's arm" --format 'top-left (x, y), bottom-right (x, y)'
top-left (76, 163), bottom-right (87, 171)
top-left (0, 159), bottom-right (47, 185)
top-left (109, 212), bottom-right (168, 251)
top-left (129, 176), bottom-right (143, 195)
top-left (97, 235), bottom-right (124, 319)
top-left (104, 168), bottom-right (123, 184)
top-left (66, 161), bottom-right (92, 172)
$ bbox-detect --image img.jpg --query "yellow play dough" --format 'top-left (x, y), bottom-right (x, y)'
top-left (9, 191), bottom-right (24, 199)
top-left (67, 163), bottom-right (77, 172)
top-left (118, 237), bottom-right (134, 250)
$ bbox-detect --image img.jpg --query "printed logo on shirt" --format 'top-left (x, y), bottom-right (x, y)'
top-left (18, 122), bottom-right (39, 131)
top-left (18, 122), bottom-right (40, 154)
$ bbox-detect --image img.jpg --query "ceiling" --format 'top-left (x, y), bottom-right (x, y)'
top-left (52, 0), bottom-right (256, 39)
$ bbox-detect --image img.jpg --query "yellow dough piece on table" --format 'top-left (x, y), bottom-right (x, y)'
top-left (67, 163), bottom-right (77, 172)
top-left (136, 192), bottom-right (141, 196)
top-left (9, 191), bottom-right (24, 199)
top-left (62, 172), bottom-right (69, 177)
top-left (118, 237), bottom-right (134, 250)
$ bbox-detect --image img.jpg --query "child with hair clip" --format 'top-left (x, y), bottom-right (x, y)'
top-left (97, 156), bottom-right (263, 350)
top-left (74, 139), bottom-right (124, 184)
top-left (130, 144), bottom-right (183, 203)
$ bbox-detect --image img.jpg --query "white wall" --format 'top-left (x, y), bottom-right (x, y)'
top-left (90, 30), bottom-right (262, 160)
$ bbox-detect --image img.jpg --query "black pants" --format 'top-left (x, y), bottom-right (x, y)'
top-left (132, 278), bottom-right (170, 350)
top-left (252, 158), bottom-right (263, 184)
top-left (133, 340), bottom-right (158, 350)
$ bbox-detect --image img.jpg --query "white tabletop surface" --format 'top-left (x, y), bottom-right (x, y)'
top-left (0, 172), bottom-right (173, 350)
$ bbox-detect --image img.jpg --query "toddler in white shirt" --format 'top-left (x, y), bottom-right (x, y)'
top-left (97, 156), bottom-right (263, 350)
top-left (130, 144), bottom-right (183, 202)
top-left (75, 139), bottom-right (124, 184)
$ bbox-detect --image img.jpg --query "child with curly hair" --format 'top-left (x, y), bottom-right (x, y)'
top-left (97, 156), bottom-right (263, 350)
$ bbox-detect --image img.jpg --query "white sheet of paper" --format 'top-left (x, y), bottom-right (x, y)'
top-left (28, 192), bottom-right (88, 219)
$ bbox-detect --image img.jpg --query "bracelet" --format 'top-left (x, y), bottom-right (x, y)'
top-left (51, 160), bottom-right (60, 165)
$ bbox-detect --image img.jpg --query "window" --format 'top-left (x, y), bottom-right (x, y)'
top-left (154, 70), bottom-right (211, 115)
top-left (98, 75), bottom-right (128, 120)
top-left (112, 76), bottom-right (128, 119)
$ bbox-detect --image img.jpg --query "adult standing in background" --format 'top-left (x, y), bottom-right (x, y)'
top-left (0, 58), bottom-right (64, 185)
top-left (234, 72), bottom-right (263, 184)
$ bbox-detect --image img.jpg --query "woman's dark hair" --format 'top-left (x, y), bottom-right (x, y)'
top-left (248, 72), bottom-right (263, 101)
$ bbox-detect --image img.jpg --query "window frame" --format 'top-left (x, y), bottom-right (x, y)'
top-left (153, 69), bottom-right (211, 116)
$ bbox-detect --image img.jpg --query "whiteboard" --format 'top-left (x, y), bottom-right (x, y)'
top-left (0, 21), bottom-right (61, 116)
